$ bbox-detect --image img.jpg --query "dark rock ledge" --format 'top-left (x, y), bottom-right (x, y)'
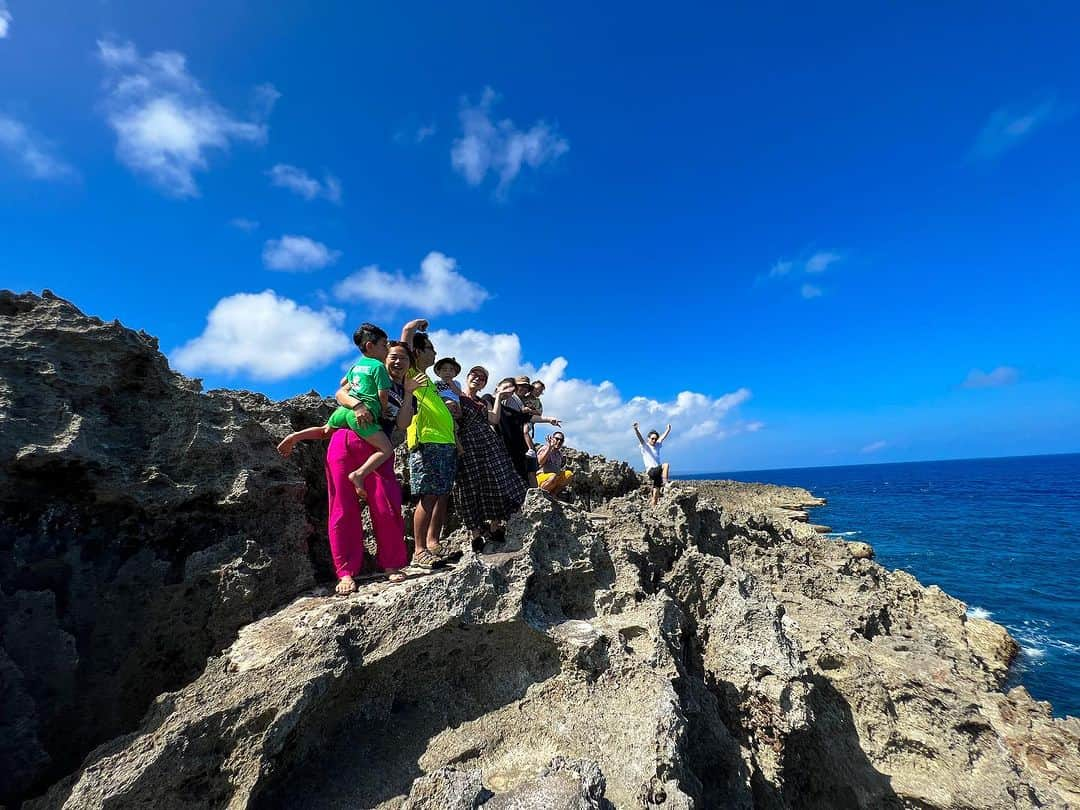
top-left (2, 291), bottom-right (1078, 809)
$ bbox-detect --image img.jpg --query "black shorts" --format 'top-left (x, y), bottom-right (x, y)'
top-left (647, 466), bottom-right (664, 488)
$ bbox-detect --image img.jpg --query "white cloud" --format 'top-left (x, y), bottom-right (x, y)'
top-left (97, 39), bottom-right (275, 197)
top-left (415, 124), bottom-right (437, 143)
top-left (171, 290), bottom-right (351, 381)
top-left (970, 96), bottom-right (1070, 161)
top-left (861, 440), bottom-right (887, 454)
top-left (263, 235), bottom-right (341, 272)
top-left (963, 366), bottom-right (1019, 389)
top-left (800, 283), bottom-right (823, 299)
top-left (768, 260), bottom-right (793, 277)
top-left (0, 114), bottom-right (77, 180)
top-left (0, 2), bottom-right (12, 38)
top-left (334, 251), bottom-right (489, 315)
top-left (422, 327), bottom-right (753, 465)
top-left (267, 163), bottom-right (342, 203)
top-left (451, 87), bottom-right (568, 197)
top-left (229, 217), bottom-right (259, 232)
top-left (805, 251), bottom-right (842, 273)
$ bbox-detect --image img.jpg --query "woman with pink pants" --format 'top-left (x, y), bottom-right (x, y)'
top-left (324, 428), bottom-right (407, 593)
top-left (327, 340), bottom-right (423, 594)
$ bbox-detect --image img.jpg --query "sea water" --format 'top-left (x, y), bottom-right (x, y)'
top-left (683, 453), bottom-right (1080, 718)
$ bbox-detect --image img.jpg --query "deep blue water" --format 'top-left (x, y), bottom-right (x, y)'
top-left (682, 453), bottom-right (1080, 718)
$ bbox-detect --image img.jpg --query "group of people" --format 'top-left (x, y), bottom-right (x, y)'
top-left (278, 318), bottom-right (567, 594)
top-left (278, 317), bottom-right (676, 595)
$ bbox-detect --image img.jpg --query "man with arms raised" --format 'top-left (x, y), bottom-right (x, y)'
top-left (633, 421), bottom-right (672, 506)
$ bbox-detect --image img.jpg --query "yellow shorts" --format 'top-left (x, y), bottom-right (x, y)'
top-left (537, 470), bottom-right (574, 488)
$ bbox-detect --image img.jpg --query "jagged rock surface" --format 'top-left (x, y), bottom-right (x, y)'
top-left (3, 291), bottom-right (1079, 809)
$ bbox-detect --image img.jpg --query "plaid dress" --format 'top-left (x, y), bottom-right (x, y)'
top-left (453, 395), bottom-right (527, 529)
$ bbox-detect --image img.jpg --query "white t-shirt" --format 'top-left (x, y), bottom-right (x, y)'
top-left (640, 439), bottom-right (663, 471)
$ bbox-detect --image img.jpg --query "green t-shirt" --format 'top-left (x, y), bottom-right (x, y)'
top-left (343, 356), bottom-right (391, 421)
top-left (405, 368), bottom-right (456, 447)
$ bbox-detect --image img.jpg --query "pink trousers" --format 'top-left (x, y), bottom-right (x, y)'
top-left (325, 428), bottom-right (407, 578)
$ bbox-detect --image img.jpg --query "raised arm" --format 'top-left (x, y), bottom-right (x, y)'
top-left (399, 318), bottom-right (428, 347)
top-left (396, 372), bottom-right (425, 429)
top-left (536, 442), bottom-right (552, 467)
top-left (659, 423), bottom-right (672, 443)
top-left (632, 421), bottom-right (646, 445)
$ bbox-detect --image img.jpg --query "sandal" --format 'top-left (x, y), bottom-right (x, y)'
top-left (411, 549), bottom-right (440, 569)
top-left (427, 542), bottom-right (452, 558)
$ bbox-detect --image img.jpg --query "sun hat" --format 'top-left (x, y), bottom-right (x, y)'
top-left (434, 356), bottom-right (462, 375)
top-left (514, 375), bottom-right (531, 385)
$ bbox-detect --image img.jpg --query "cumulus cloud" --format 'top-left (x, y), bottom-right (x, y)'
top-left (962, 366), bottom-right (1019, 389)
top-left (171, 290), bottom-right (351, 381)
top-left (334, 251), bottom-right (489, 315)
top-left (0, 114), bottom-right (77, 180)
top-left (422, 327), bottom-right (753, 464)
top-left (451, 87), bottom-right (568, 197)
top-left (800, 283), bottom-right (823, 299)
top-left (0, 2), bottom-right (12, 38)
top-left (861, 440), bottom-right (887, 454)
top-left (97, 39), bottom-right (275, 197)
top-left (267, 163), bottom-right (342, 203)
top-left (262, 235), bottom-right (341, 272)
top-left (970, 95), bottom-right (1071, 161)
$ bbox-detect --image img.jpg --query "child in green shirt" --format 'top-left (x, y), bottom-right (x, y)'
top-left (277, 324), bottom-right (395, 497)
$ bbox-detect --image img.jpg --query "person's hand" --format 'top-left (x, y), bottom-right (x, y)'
top-left (632, 421), bottom-right (639, 429)
top-left (352, 403), bottom-right (374, 425)
top-left (496, 381), bottom-right (515, 399)
top-left (404, 318), bottom-right (429, 332)
top-left (404, 372), bottom-right (426, 395)
top-left (445, 401), bottom-right (462, 419)
top-left (549, 418), bottom-right (562, 427)
top-left (666, 424), bottom-right (671, 431)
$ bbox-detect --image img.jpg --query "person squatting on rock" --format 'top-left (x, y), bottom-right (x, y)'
top-left (634, 421), bottom-right (671, 506)
top-left (536, 431), bottom-right (574, 496)
top-left (401, 320), bottom-right (460, 569)
top-left (493, 377), bottom-right (562, 485)
top-left (453, 365), bottom-right (528, 550)
top-left (277, 323), bottom-right (396, 497)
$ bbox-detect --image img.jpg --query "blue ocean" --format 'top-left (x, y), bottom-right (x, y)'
top-left (684, 453), bottom-right (1080, 718)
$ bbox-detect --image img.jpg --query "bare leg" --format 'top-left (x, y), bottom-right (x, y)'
top-left (427, 494), bottom-right (450, 552)
top-left (650, 487), bottom-right (660, 507)
top-left (278, 424), bottom-right (333, 457)
top-left (347, 431), bottom-right (393, 495)
top-left (414, 495), bottom-right (436, 555)
top-left (661, 463), bottom-right (671, 485)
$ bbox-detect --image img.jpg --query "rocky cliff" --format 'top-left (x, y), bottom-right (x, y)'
top-left (2, 291), bottom-right (1078, 809)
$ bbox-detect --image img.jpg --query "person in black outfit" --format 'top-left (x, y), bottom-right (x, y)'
top-left (490, 377), bottom-right (561, 484)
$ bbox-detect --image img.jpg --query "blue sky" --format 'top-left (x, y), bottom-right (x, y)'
top-left (3, 1), bottom-right (1079, 472)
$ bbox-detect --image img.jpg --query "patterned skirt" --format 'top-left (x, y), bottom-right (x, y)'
top-left (453, 397), bottom-right (527, 529)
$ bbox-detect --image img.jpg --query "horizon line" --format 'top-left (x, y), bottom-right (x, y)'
top-left (677, 449), bottom-right (1080, 479)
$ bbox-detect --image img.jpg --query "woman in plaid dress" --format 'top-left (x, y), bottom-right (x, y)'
top-left (453, 365), bottom-right (527, 544)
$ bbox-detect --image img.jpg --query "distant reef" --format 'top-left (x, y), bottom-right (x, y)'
top-left (1, 290), bottom-right (1077, 809)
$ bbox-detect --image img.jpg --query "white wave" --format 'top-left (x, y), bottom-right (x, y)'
top-left (1021, 646), bottom-right (1047, 660)
top-left (967, 606), bottom-right (992, 620)
top-left (825, 531), bottom-right (860, 538)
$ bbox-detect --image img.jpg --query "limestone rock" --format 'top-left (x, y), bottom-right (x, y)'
top-left (4, 292), bottom-right (1078, 810)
